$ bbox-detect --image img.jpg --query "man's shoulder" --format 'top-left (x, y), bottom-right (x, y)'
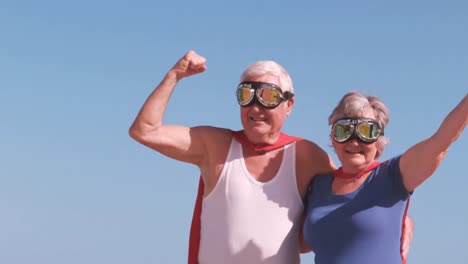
top-left (195, 127), bottom-right (234, 153)
top-left (295, 139), bottom-right (335, 173)
top-left (295, 138), bottom-right (326, 154)
top-left (194, 126), bottom-right (234, 139)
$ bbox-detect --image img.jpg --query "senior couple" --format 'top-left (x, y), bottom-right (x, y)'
top-left (129, 50), bottom-right (467, 264)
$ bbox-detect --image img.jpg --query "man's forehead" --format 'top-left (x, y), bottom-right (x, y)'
top-left (243, 74), bottom-right (281, 86)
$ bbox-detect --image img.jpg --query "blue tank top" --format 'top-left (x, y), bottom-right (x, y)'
top-left (303, 156), bottom-right (410, 264)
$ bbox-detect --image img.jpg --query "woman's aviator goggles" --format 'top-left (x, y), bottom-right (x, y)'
top-left (236, 81), bottom-right (294, 109)
top-left (332, 118), bottom-right (384, 144)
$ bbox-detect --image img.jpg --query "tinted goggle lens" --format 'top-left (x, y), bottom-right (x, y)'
top-left (357, 122), bottom-right (380, 141)
top-left (237, 87), bottom-right (255, 106)
top-left (333, 121), bottom-right (353, 141)
top-left (257, 87), bottom-right (282, 106)
top-left (332, 118), bottom-right (382, 144)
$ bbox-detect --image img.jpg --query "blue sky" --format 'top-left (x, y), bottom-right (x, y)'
top-left (1, 1), bottom-right (467, 263)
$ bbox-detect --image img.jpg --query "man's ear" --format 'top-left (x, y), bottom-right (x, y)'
top-left (286, 97), bottom-right (294, 115)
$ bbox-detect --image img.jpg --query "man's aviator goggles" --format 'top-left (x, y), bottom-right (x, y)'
top-left (236, 81), bottom-right (294, 109)
top-left (332, 118), bottom-right (383, 144)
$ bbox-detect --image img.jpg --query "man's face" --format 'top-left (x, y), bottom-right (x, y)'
top-left (239, 74), bottom-right (294, 145)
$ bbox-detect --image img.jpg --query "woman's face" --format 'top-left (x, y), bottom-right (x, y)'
top-left (332, 110), bottom-right (379, 173)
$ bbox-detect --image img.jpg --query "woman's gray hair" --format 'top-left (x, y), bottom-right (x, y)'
top-left (240, 61), bottom-right (294, 93)
top-left (328, 91), bottom-right (390, 159)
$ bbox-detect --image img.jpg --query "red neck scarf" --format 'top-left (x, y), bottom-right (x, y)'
top-left (231, 130), bottom-right (302, 154)
top-left (187, 130), bottom-right (302, 264)
top-left (332, 161), bottom-right (382, 179)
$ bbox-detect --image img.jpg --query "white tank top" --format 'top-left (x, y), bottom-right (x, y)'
top-left (198, 139), bottom-right (303, 264)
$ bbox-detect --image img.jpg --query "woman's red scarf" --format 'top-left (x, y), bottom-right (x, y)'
top-left (332, 161), bottom-right (382, 179)
top-left (187, 130), bottom-right (302, 264)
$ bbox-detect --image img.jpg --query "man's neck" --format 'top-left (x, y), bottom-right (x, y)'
top-left (232, 130), bottom-right (302, 154)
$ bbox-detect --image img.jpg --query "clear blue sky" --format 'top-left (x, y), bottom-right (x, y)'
top-left (1, 1), bottom-right (467, 263)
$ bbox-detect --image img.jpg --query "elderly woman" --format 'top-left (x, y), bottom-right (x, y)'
top-left (303, 92), bottom-right (467, 264)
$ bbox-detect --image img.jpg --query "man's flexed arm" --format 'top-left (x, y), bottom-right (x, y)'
top-left (129, 50), bottom-right (208, 165)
